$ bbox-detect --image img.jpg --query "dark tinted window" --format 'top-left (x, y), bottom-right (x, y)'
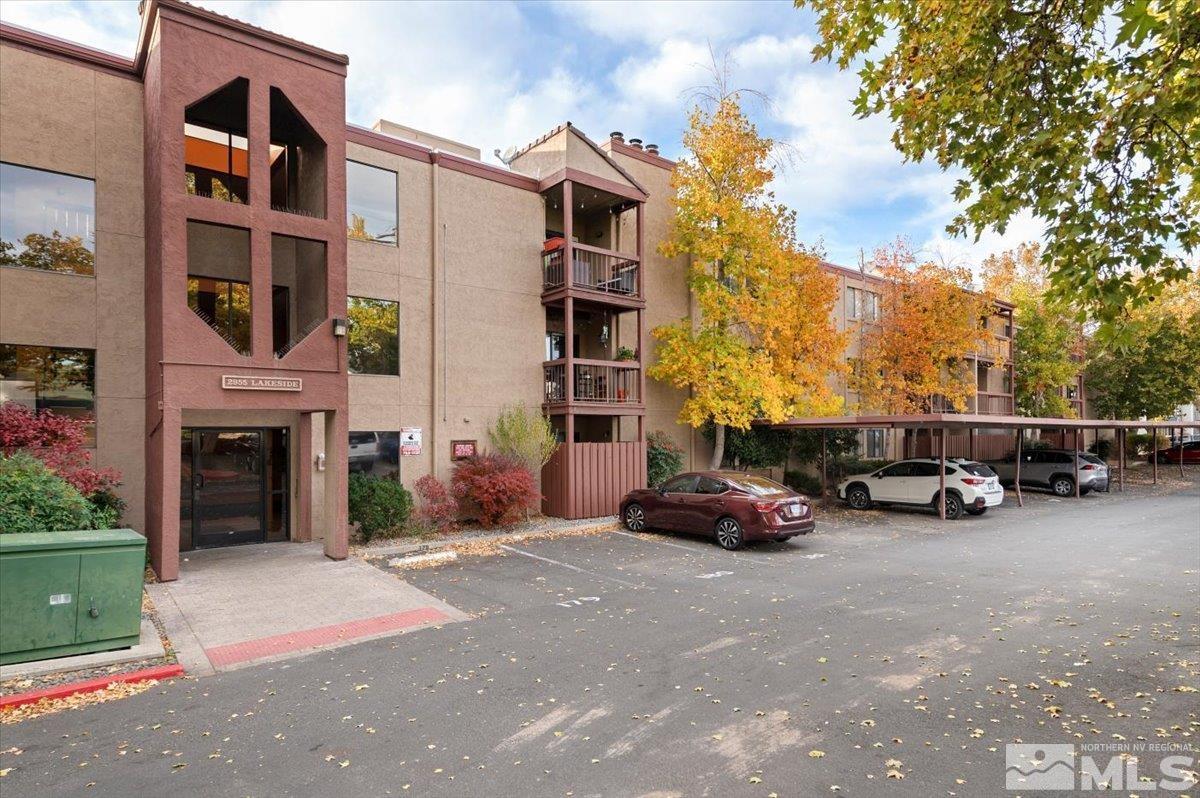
top-left (1049, 452), bottom-right (1073, 464)
top-left (0, 344), bottom-right (96, 444)
top-left (696, 476), bottom-right (728, 495)
top-left (0, 162), bottom-right (96, 275)
top-left (879, 463), bottom-right (913, 477)
top-left (727, 475), bottom-right (790, 497)
top-left (662, 474), bottom-right (699, 494)
top-left (347, 160), bottom-right (397, 244)
top-left (961, 462), bottom-right (998, 477)
top-left (347, 296), bottom-right (399, 375)
top-left (911, 462), bottom-right (941, 477)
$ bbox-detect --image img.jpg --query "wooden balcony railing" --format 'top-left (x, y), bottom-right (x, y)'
top-left (542, 243), bottom-right (639, 296)
top-left (543, 358), bottom-right (641, 405)
top-left (929, 391), bottom-right (1014, 415)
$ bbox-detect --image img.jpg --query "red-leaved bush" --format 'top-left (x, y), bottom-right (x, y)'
top-left (414, 474), bottom-right (459, 534)
top-left (450, 454), bottom-right (539, 528)
top-left (0, 402), bottom-right (120, 498)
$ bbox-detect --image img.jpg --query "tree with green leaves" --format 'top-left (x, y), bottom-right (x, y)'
top-left (650, 72), bottom-right (845, 469)
top-left (981, 243), bottom-right (1082, 417)
top-left (797, 0), bottom-right (1200, 339)
top-left (1085, 273), bottom-right (1200, 419)
top-left (488, 403), bottom-right (559, 475)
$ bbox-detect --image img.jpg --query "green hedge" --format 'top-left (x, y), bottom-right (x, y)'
top-left (348, 472), bottom-right (414, 541)
top-left (0, 452), bottom-right (98, 534)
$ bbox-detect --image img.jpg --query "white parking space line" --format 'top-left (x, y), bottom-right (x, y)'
top-left (613, 530), bottom-right (784, 567)
top-left (499, 545), bottom-right (650, 590)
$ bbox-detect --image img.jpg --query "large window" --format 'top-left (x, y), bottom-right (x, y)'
top-left (847, 286), bottom-right (880, 321)
top-left (0, 162), bottom-right (95, 275)
top-left (187, 222), bottom-right (251, 355)
top-left (348, 430), bottom-right (401, 477)
top-left (347, 297), bottom-right (399, 375)
top-left (346, 161), bottom-right (397, 244)
top-left (0, 344), bottom-right (96, 444)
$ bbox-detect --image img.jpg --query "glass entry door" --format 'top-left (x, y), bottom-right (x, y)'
top-left (191, 429), bottom-right (265, 549)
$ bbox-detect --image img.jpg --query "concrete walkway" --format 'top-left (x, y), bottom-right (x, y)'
top-left (145, 542), bottom-right (467, 675)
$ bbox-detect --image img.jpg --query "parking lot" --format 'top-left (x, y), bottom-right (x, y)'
top-left (2, 472), bottom-right (1197, 797)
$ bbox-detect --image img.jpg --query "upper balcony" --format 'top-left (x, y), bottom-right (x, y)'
top-left (543, 358), bottom-right (643, 414)
top-left (542, 241), bottom-right (641, 306)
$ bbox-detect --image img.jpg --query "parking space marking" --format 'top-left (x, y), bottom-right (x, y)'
top-left (499, 545), bottom-right (650, 589)
top-left (556, 597), bottom-right (601, 608)
top-left (613, 530), bottom-right (785, 567)
top-left (696, 571), bottom-right (734, 579)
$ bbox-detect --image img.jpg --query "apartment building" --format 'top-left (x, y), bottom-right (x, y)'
top-left (0, 0), bottom-right (717, 581)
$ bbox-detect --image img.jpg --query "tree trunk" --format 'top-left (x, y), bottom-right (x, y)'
top-left (709, 423), bottom-right (726, 470)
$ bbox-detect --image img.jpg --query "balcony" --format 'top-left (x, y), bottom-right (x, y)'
top-left (542, 242), bottom-right (642, 307)
top-left (544, 358), bottom-right (642, 412)
top-left (930, 391), bottom-right (1014, 415)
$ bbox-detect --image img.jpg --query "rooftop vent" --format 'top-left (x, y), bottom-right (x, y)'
top-left (645, 143), bottom-right (659, 155)
top-left (610, 131), bottom-right (624, 143)
top-left (628, 138), bottom-right (643, 150)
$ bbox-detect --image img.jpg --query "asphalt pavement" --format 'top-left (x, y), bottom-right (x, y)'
top-left (2, 480), bottom-right (1197, 797)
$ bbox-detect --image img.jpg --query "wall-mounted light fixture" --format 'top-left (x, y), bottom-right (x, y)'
top-left (332, 317), bottom-right (348, 337)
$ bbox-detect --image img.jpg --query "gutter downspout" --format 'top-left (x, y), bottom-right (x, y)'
top-left (431, 153), bottom-right (441, 479)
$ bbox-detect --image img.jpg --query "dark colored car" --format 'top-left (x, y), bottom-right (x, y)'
top-left (1149, 441), bottom-right (1200, 464)
top-left (620, 471), bottom-right (814, 550)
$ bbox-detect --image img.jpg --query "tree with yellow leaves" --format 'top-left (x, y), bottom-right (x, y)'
top-left (649, 80), bottom-right (845, 469)
top-left (852, 241), bottom-right (998, 415)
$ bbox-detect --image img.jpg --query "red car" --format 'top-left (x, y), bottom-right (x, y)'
top-left (1149, 441), bottom-right (1200, 464)
top-left (620, 471), bottom-right (815, 550)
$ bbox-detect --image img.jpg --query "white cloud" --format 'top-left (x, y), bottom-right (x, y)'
top-left (556, 0), bottom-right (784, 45)
top-left (0, 0), bottom-right (138, 56)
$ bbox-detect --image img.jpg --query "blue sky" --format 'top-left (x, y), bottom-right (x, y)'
top-left (1, 0), bottom-right (1041, 269)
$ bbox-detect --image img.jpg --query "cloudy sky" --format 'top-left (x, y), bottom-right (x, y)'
top-left (0, 0), bottom-right (1041, 269)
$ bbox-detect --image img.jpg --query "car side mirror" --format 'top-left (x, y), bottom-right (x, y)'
top-left (872, 473), bottom-right (883, 479)
top-left (657, 486), bottom-right (667, 495)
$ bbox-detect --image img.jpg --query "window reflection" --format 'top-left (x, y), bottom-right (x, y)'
top-left (347, 296), bottom-right (399, 375)
top-left (0, 343), bottom-right (97, 445)
top-left (0, 162), bottom-right (95, 275)
top-left (348, 431), bottom-right (400, 476)
top-left (346, 160), bottom-right (397, 244)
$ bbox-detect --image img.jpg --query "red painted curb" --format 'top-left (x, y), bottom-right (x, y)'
top-left (0, 663), bottom-right (185, 710)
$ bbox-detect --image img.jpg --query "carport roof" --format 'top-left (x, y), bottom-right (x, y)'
top-left (767, 413), bottom-right (1194, 431)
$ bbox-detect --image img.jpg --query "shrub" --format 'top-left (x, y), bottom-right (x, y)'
top-left (647, 431), bottom-right (684, 487)
top-left (414, 474), bottom-right (459, 535)
top-left (488, 403), bottom-right (559, 473)
top-left (347, 471), bottom-right (413, 541)
top-left (451, 454), bottom-right (539, 527)
top-left (0, 452), bottom-right (97, 534)
top-left (1126, 432), bottom-right (1168, 456)
top-left (783, 470), bottom-right (822, 497)
top-left (1087, 438), bottom-right (1114, 461)
top-left (0, 403), bottom-right (121, 501)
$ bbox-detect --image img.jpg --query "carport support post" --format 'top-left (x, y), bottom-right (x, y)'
top-left (1118, 428), bottom-right (1125, 492)
top-left (820, 428), bottom-right (828, 500)
top-left (1073, 428), bottom-right (1080, 498)
top-left (1180, 427), bottom-right (1186, 478)
top-left (1152, 431), bottom-right (1158, 484)
top-left (938, 427), bottom-right (947, 520)
top-left (1014, 428), bottom-right (1024, 508)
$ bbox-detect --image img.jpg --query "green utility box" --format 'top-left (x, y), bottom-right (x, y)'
top-left (0, 529), bottom-right (146, 665)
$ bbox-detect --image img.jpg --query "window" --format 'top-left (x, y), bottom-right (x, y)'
top-left (727, 475), bottom-right (790, 496)
top-left (866, 428), bottom-right (885, 458)
top-left (846, 286), bottom-right (880, 321)
top-left (347, 161), bottom-right (397, 244)
top-left (696, 476), bottom-right (728, 495)
top-left (864, 291), bottom-right (879, 321)
top-left (847, 286), bottom-right (861, 320)
top-left (961, 462), bottom-right (998, 477)
top-left (879, 462), bottom-right (913, 478)
top-left (187, 222), bottom-right (251, 355)
top-left (348, 430), bottom-right (400, 476)
top-left (0, 344), bottom-right (96, 444)
top-left (0, 163), bottom-right (95, 275)
top-left (347, 297), bottom-right (399, 375)
top-left (977, 361), bottom-right (990, 391)
top-left (661, 474), bottom-right (699, 493)
top-left (184, 78), bottom-right (249, 203)
top-left (272, 235), bottom-right (327, 357)
top-left (1002, 368), bottom-right (1013, 394)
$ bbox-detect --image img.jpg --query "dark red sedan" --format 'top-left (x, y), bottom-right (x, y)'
top-left (620, 471), bottom-right (815, 550)
top-left (1149, 441), bottom-right (1200, 464)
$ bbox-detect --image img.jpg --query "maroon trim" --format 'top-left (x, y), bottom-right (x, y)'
top-left (0, 664), bottom-right (185, 709)
top-left (0, 22), bottom-right (139, 80)
top-left (346, 125), bottom-right (539, 192)
top-left (538, 167), bottom-right (648, 201)
top-left (606, 138), bottom-right (677, 170)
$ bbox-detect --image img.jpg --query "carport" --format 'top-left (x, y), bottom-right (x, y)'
top-left (769, 414), bottom-right (1196, 520)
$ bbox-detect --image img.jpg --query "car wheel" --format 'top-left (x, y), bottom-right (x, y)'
top-left (846, 485), bottom-right (872, 510)
top-left (965, 507), bottom-right (987, 516)
top-left (715, 517), bottom-right (744, 550)
top-left (941, 492), bottom-right (964, 520)
top-left (1051, 476), bottom-right (1075, 497)
top-left (623, 503), bottom-right (647, 532)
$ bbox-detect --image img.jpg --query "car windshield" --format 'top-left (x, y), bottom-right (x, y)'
top-left (728, 475), bottom-right (791, 497)
top-left (960, 462), bottom-right (997, 477)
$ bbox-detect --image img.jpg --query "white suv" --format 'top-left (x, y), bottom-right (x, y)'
top-left (837, 457), bottom-right (1005, 519)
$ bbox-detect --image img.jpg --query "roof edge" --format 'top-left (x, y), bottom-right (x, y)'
top-left (0, 21), bottom-right (138, 79)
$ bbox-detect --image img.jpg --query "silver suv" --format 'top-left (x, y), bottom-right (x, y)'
top-left (989, 449), bottom-right (1109, 496)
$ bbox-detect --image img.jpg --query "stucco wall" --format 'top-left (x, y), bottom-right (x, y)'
top-left (0, 42), bottom-right (148, 531)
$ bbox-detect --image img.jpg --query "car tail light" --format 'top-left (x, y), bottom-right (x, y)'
top-left (1080, 464), bottom-right (1096, 470)
top-left (960, 477), bottom-right (986, 485)
top-left (752, 500), bottom-right (779, 513)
